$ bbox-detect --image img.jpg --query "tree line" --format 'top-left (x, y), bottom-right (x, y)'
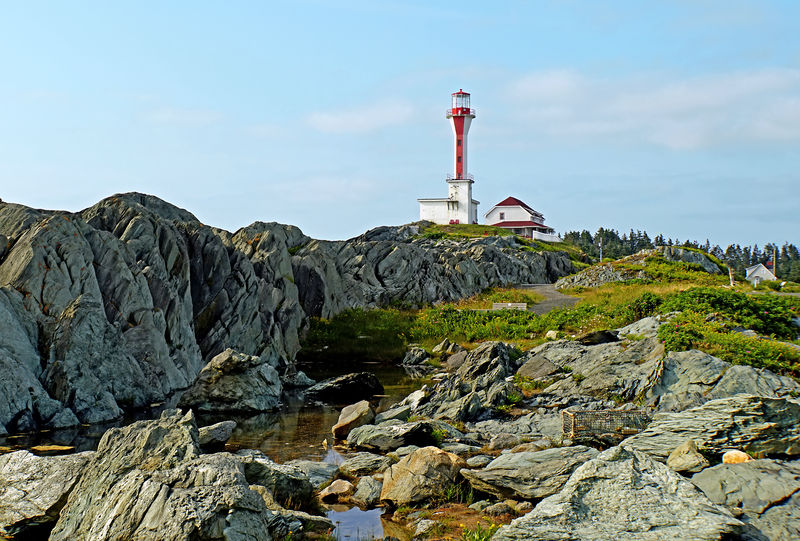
top-left (561, 228), bottom-right (800, 282)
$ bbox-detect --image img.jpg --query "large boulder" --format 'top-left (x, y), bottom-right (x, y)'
top-left (0, 450), bottom-right (93, 538)
top-left (332, 400), bottom-right (375, 440)
top-left (338, 452), bottom-right (394, 478)
top-left (235, 450), bottom-right (314, 510)
top-left (49, 409), bottom-right (278, 541)
top-left (284, 460), bottom-right (339, 490)
top-left (178, 348), bottom-right (282, 413)
top-left (623, 395), bottom-right (800, 460)
top-left (655, 246), bottom-right (722, 274)
top-left (304, 372), bottom-right (384, 403)
top-left (347, 421), bottom-right (437, 452)
top-left (461, 446), bottom-right (599, 501)
top-left (493, 445), bottom-right (742, 541)
top-left (692, 459), bottom-right (800, 540)
top-left (380, 446), bottom-right (466, 507)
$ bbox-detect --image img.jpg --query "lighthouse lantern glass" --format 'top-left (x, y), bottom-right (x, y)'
top-left (452, 92), bottom-right (470, 110)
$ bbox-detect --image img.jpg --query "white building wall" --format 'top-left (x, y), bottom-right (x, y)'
top-left (419, 200), bottom-right (451, 224)
top-left (485, 205), bottom-right (542, 224)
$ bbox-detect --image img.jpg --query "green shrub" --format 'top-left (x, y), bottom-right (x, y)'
top-left (460, 522), bottom-right (501, 541)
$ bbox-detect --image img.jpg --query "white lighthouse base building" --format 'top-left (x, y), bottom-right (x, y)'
top-left (418, 177), bottom-right (479, 225)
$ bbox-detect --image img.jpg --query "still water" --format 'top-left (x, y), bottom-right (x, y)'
top-left (0, 361), bottom-right (425, 540)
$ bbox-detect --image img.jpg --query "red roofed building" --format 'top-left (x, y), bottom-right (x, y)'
top-left (484, 197), bottom-right (560, 242)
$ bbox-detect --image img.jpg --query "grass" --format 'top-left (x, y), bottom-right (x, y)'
top-left (460, 522), bottom-right (501, 541)
top-left (419, 223), bottom-right (514, 240)
top-left (449, 287), bottom-right (546, 309)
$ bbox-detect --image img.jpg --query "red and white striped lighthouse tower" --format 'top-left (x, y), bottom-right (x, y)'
top-left (448, 89), bottom-right (475, 180)
top-left (418, 89), bottom-right (480, 224)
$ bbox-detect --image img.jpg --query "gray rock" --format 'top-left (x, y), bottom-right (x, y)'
top-left (339, 452), bottom-right (394, 478)
top-left (380, 446), bottom-right (466, 507)
top-left (692, 459), bottom-right (800, 540)
top-left (236, 450), bottom-right (314, 509)
top-left (488, 433), bottom-right (522, 451)
top-left (178, 348), bottom-right (282, 413)
top-left (466, 455), bottom-right (492, 468)
top-left (392, 445), bottom-right (420, 458)
top-left (623, 395), bottom-right (800, 460)
top-left (655, 246), bottom-right (722, 274)
top-left (617, 316), bottom-right (663, 338)
top-left (667, 439), bottom-right (709, 474)
top-left (414, 518), bottom-right (437, 536)
top-left (347, 421), bottom-right (436, 452)
top-left (48, 409), bottom-right (278, 541)
top-left (284, 460), bottom-right (339, 490)
top-left (375, 404), bottom-right (412, 424)
top-left (0, 450), bottom-right (93, 538)
top-left (493, 445), bottom-right (742, 541)
top-left (351, 476), bottom-right (383, 508)
top-left (461, 446), bottom-right (599, 501)
top-left (516, 353), bottom-right (559, 380)
top-left (198, 420), bottom-right (237, 446)
top-left (485, 502), bottom-right (514, 516)
top-left (469, 500), bottom-right (491, 512)
top-left (445, 350), bottom-right (468, 370)
top-left (402, 346), bottom-right (430, 365)
top-left (332, 400), bottom-right (375, 440)
top-left (555, 264), bottom-right (633, 289)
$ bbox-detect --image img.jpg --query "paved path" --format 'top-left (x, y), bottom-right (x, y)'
top-left (520, 284), bottom-right (580, 315)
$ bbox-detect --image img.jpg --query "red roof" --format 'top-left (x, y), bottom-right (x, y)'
top-left (490, 220), bottom-right (553, 230)
top-left (493, 197), bottom-right (537, 214)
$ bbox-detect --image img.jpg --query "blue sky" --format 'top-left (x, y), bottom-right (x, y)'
top-left (1, 1), bottom-right (798, 246)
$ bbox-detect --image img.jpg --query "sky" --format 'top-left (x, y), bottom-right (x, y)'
top-left (0, 1), bottom-right (798, 247)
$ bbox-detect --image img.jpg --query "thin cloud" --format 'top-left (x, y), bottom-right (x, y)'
top-left (506, 68), bottom-right (800, 149)
top-left (307, 100), bottom-right (415, 134)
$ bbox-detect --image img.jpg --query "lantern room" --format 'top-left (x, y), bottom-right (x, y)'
top-left (448, 89), bottom-right (475, 118)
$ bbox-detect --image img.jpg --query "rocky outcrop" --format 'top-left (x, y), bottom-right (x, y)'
top-left (461, 445), bottom-right (598, 501)
top-left (692, 459), bottom-right (800, 540)
top-left (305, 372), bottom-right (384, 403)
top-left (0, 450), bottom-right (93, 538)
top-left (0, 194), bottom-right (574, 434)
top-left (178, 348), bottom-right (282, 413)
top-left (493, 445), bottom-right (742, 541)
top-left (332, 400), bottom-right (375, 440)
top-left (347, 420), bottom-right (437, 452)
top-left (655, 246), bottom-right (722, 274)
top-left (622, 395), bottom-right (800, 460)
top-left (380, 446), bottom-right (466, 507)
top-left (292, 223), bottom-right (573, 318)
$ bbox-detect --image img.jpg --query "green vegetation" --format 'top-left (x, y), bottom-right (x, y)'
top-left (419, 223), bottom-right (514, 239)
top-left (433, 482), bottom-right (474, 506)
top-left (460, 522), bottom-right (501, 541)
top-left (300, 248), bottom-right (800, 376)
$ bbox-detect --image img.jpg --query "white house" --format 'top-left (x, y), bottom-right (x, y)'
top-left (419, 90), bottom-right (480, 225)
top-left (745, 263), bottom-right (777, 286)
top-left (484, 197), bottom-right (560, 242)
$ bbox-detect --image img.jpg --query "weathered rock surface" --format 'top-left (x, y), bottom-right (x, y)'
top-left (0, 450), bottom-right (93, 538)
top-left (318, 479), bottom-right (355, 503)
top-left (347, 420), bottom-right (436, 452)
top-left (692, 459), bottom-right (800, 540)
top-left (198, 420), bottom-right (237, 447)
top-left (338, 452), bottom-right (394, 478)
top-left (380, 446), bottom-right (466, 507)
top-left (235, 450), bottom-right (314, 509)
top-left (493, 445), bottom-right (742, 541)
top-left (623, 395), bottom-right (800, 460)
top-left (178, 348), bottom-right (282, 413)
top-left (284, 460), bottom-right (339, 490)
top-left (305, 372), bottom-right (384, 403)
top-left (1, 195), bottom-right (574, 434)
top-left (332, 400), bottom-right (374, 440)
top-left (351, 476), bottom-right (383, 508)
top-left (667, 439), bottom-right (709, 474)
top-left (461, 446), bottom-right (599, 501)
top-left (401, 346), bottom-right (430, 365)
top-left (49, 409), bottom-right (279, 541)
top-left (655, 246), bottom-right (722, 274)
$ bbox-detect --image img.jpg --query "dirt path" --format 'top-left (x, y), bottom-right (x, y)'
top-left (520, 284), bottom-right (580, 315)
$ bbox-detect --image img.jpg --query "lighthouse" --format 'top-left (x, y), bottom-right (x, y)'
top-left (418, 89), bottom-right (480, 225)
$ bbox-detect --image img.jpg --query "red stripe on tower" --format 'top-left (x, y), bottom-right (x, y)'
top-left (447, 89), bottom-right (475, 180)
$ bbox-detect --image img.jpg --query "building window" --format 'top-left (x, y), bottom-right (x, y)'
top-left (457, 139), bottom-right (462, 147)
top-left (499, 212), bottom-right (505, 220)
top-left (457, 156), bottom-right (461, 163)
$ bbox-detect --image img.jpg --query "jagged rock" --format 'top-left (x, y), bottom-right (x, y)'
top-left (198, 420), bottom-right (237, 446)
top-left (655, 246), bottom-right (722, 274)
top-left (351, 476), bottom-right (383, 508)
top-left (461, 446), bottom-right (599, 501)
top-left (284, 460), bottom-right (339, 490)
top-left (617, 316), bottom-right (664, 338)
top-left (466, 455), bottom-right (492, 468)
top-left (178, 348), bottom-right (282, 413)
top-left (667, 439), bottom-right (709, 474)
top-left (0, 450), bottom-right (93, 538)
top-left (555, 264), bottom-right (633, 289)
top-left (305, 372), bottom-right (383, 403)
top-left (374, 404), bottom-right (412, 424)
top-left (347, 421), bottom-right (436, 452)
top-left (623, 395), bottom-right (800, 460)
top-left (488, 433), bottom-right (522, 451)
top-left (576, 329), bottom-right (619, 345)
top-left (339, 452), bottom-right (394, 478)
top-left (516, 353), bottom-right (559, 380)
top-left (445, 350), bottom-right (468, 370)
top-left (318, 479), bottom-right (355, 503)
top-left (402, 346), bottom-right (430, 365)
top-left (332, 400), bottom-right (374, 440)
top-left (48, 409), bottom-right (279, 541)
top-left (493, 446), bottom-right (742, 541)
top-left (380, 446), bottom-right (466, 507)
top-left (692, 459), bottom-right (800, 540)
top-left (485, 502), bottom-right (514, 516)
top-left (413, 519), bottom-right (437, 536)
top-left (236, 450), bottom-right (314, 509)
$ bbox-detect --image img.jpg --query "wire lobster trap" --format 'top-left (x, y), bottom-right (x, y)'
top-left (562, 409), bottom-right (651, 438)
